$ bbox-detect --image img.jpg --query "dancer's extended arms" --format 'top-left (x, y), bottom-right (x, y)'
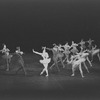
top-left (46, 47), bottom-right (52, 51)
top-left (32, 49), bottom-right (42, 56)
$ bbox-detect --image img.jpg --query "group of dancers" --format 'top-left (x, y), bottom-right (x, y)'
top-left (0, 38), bottom-right (100, 78)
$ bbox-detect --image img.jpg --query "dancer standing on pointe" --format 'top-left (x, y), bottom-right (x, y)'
top-left (32, 47), bottom-right (51, 77)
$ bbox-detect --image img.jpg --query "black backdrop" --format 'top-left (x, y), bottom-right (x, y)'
top-left (0, 0), bottom-right (100, 53)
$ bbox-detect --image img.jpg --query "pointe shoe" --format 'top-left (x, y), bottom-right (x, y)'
top-left (40, 72), bottom-right (43, 75)
top-left (46, 74), bottom-right (48, 77)
top-left (82, 75), bottom-right (85, 78)
top-left (6, 68), bottom-right (9, 71)
top-left (71, 74), bottom-right (74, 76)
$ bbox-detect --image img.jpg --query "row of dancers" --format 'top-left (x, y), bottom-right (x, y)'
top-left (33, 38), bottom-right (100, 77)
top-left (0, 38), bottom-right (100, 77)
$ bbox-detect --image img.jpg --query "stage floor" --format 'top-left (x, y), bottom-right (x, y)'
top-left (0, 54), bottom-right (100, 100)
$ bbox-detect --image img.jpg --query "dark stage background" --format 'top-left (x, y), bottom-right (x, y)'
top-left (0, 0), bottom-right (100, 53)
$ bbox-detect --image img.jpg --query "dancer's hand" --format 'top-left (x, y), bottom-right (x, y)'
top-left (32, 49), bottom-right (35, 52)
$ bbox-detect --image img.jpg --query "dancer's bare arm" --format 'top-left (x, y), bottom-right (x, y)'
top-left (32, 49), bottom-right (42, 56)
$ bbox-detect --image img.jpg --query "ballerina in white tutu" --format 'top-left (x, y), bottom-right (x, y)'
top-left (0, 44), bottom-right (13, 71)
top-left (32, 47), bottom-right (51, 77)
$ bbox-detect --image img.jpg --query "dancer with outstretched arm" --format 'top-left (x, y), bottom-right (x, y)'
top-left (32, 47), bottom-right (51, 77)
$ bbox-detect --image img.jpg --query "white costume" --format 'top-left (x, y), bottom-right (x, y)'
top-left (68, 50), bottom-right (91, 77)
top-left (0, 44), bottom-right (12, 71)
top-left (33, 47), bottom-right (51, 77)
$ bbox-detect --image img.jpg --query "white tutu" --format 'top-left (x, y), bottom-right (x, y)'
top-left (40, 58), bottom-right (51, 64)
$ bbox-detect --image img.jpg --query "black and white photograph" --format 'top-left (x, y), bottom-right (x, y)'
top-left (0, 0), bottom-right (100, 100)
